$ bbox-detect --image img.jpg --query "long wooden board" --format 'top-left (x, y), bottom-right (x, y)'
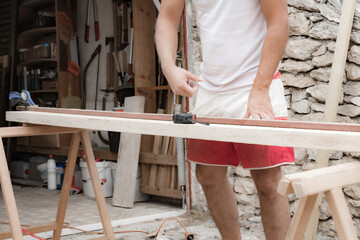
top-left (6, 110), bottom-right (360, 152)
top-left (15, 106), bottom-right (360, 133)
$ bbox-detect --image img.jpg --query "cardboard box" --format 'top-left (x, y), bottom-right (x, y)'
top-left (42, 80), bottom-right (58, 90)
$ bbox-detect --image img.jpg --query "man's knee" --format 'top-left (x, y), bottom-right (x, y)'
top-left (251, 167), bottom-right (282, 196)
top-left (195, 164), bottom-right (227, 187)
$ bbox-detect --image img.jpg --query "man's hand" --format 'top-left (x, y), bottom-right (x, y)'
top-left (244, 86), bottom-right (274, 120)
top-left (163, 65), bottom-right (202, 98)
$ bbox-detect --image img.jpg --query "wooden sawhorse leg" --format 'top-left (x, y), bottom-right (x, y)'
top-left (52, 131), bottom-right (115, 240)
top-left (80, 130), bottom-right (115, 240)
top-left (285, 194), bottom-right (318, 240)
top-left (325, 187), bottom-right (357, 240)
top-left (0, 137), bottom-right (23, 239)
top-left (53, 132), bottom-right (81, 239)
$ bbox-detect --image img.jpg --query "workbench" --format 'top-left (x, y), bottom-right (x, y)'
top-left (2, 106), bottom-right (360, 239)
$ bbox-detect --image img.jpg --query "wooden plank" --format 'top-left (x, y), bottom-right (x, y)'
top-left (0, 137), bottom-right (23, 239)
top-left (139, 152), bottom-right (178, 166)
top-left (287, 162), bottom-right (360, 197)
top-left (139, 185), bottom-right (182, 199)
top-left (15, 106), bottom-right (360, 133)
top-left (305, 0), bottom-right (358, 238)
top-left (0, 222), bottom-right (57, 239)
top-left (325, 187), bottom-right (358, 240)
top-left (0, 126), bottom-right (78, 138)
top-left (53, 132), bottom-right (81, 239)
top-left (285, 195), bottom-right (318, 240)
top-left (133, 0), bottom-right (157, 152)
top-left (80, 131), bottom-right (115, 240)
top-left (8, 111), bottom-right (360, 152)
top-left (112, 96), bottom-right (145, 208)
top-left (150, 109), bottom-right (164, 188)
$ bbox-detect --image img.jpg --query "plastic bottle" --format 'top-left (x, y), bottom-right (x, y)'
top-left (47, 155), bottom-right (56, 190)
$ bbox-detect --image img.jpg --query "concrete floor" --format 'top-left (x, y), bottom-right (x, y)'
top-left (0, 186), bottom-right (339, 239)
top-left (0, 185), bottom-right (184, 239)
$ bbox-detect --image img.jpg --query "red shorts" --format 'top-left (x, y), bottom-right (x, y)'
top-left (187, 75), bottom-right (295, 169)
top-left (187, 117), bottom-right (295, 169)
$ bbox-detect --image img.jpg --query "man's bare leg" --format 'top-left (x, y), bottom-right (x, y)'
top-left (196, 164), bottom-right (241, 240)
top-left (251, 167), bottom-right (290, 240)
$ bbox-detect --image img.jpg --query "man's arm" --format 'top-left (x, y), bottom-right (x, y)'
top-left (155, 0), bottom-right (201, 98)
top-left (244, 0), bottom-right (289, 119)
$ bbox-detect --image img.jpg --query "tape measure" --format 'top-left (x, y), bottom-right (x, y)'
top-left (172, 113), bottom-right (210, 126)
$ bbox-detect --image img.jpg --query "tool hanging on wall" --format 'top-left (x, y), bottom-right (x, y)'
top-left (67, 37), bottom-right (80, 76)
top-left (81, 44), bottom-right (101, 109)
top-left (85, 0), bottom-right (100, 43)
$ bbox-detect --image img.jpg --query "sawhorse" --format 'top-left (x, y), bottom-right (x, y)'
top-left (0, 126), bottom-right (115, 239)
top-left (278, 161), bottom-right (360, 240)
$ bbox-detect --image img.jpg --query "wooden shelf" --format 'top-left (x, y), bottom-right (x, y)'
top-left (19, 27), bottom-right (56, 38)
top-left (30, 89), bottom-right (58, 93)
top-left (18, 58), bottom-right (56, 67)
top-left (16, 145), bottom-right (118, 161)
top-left (20, 0), bottom-right (54, 9)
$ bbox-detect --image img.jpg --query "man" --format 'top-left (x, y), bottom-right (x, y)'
top-left (155, 0), bottom-right (294, 239)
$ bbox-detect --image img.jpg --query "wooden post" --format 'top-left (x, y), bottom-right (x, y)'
top-left (80, 131), bottom-right (115, 240)
top-left (53, 132), bottom-right (81, 239)
top-left (0, 137), bottom-right (23, 239)
top-left (304, 0), bottom-right (357, 238)
top-left (112, 96), bottom-right (145, 208)
top-left (132, 0), bottom-right (157, 152)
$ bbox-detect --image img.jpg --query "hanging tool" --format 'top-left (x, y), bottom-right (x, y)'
top-left (94, 43), bottom-right (101, 110)
top-left (127, 11), bottom-right (134, 77)
top-left (85, 0), bottom-right (100, 43)
top-left (67, 36), bottom-right (80, 76)
top-left (81, 44), bottom-right (101, 109)
top-left (9, 90), bottom-right (36, 107)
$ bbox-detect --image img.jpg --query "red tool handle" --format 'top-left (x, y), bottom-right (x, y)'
top-left (67, 61), bottom-right (80, 76)
top-left (58, 12), bottom-right (71, 26)
top-left (95, 21), bottom-right (99, 41)
top-left (85, 25), bottom-right (89, 43)
top-left (127, 63), bottom-right (132, 75)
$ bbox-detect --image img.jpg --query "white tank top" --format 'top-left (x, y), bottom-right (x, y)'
top-left (192, 0), bottom-right (268, 93)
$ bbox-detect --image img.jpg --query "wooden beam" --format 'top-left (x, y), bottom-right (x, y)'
top-left (0, 126), bottom-right (79, 138)
top-left (290, 162), bottom-right (360, 198)
top-left (0, 222), bottom-right (57, 239)
top-left (133, 0), bottom-right (157, 153)
top-left (305, 0), bottom-right (358, 238)
top-left (15, 106), bottom-right (360, 133)
top-left (7, 111), bottom-right (360, 152)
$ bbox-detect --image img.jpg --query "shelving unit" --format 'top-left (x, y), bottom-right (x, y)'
top-left (15, 0), bottom-right (79, 148)
top-left (18, 58), bottom-right (56, 67)
top-left (18, 26), bottom-right (56, 38)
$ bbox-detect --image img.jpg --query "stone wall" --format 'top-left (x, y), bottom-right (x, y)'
top-left (189, 0), bottom-right (360, 238)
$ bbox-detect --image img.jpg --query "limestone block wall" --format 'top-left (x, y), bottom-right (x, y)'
top-left (189, 0), bottom-right (360, 238)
